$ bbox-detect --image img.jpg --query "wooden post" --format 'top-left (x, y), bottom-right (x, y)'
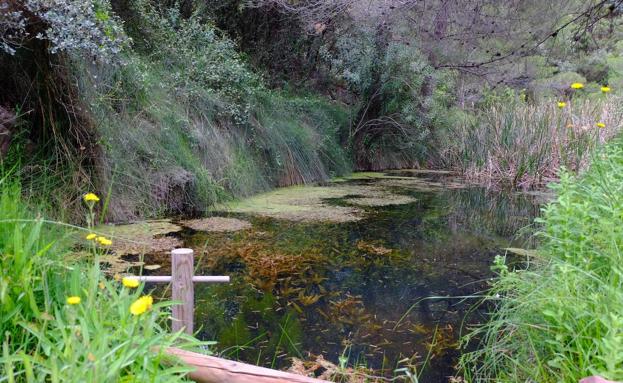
top-left (125, 249), bottom-right (229, 334)
top-left (172, 248), bottom-right (195, 334)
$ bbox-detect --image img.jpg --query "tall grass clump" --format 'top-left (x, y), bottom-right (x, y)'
top-left (440, 95), bottom-right (623, 188)
top-left (0, 175), bottom-right (200, 382)
top-left (460, 139), bottom-right (623, 382)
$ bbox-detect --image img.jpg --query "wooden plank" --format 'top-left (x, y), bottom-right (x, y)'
top-left (164, 347), bottom-right (331, 383)
top-left (126, 276), bottom-right (230, 283)
top-left (580, 377), bottom-right (621, 383)
top-left (172, 248), bottom-right (194, 334)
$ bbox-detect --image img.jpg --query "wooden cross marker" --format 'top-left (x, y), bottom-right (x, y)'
top-left (127, 248), bottom-right (230, 334)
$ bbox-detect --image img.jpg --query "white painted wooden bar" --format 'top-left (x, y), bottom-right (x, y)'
top-left (128, 276), bottom-right (230, 283)
top-left (125, 248), bottom-right (230, 334)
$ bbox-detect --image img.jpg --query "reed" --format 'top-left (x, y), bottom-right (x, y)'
top-left (440, 96), bottom-right (623, 188)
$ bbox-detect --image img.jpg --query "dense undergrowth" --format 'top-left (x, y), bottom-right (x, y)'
top-left (460, 139), bottom-right (623, 382)
top-left (4, 1), bottom-right (623, 222)
top-left (0, 178), bottom-right (201, 382)
top-left (1, 0), bottom-right (352, 222)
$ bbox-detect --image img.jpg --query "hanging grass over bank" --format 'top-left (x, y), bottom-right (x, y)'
top-left (1, 1), bottom-right (353, 223)
top-left (460, 139), bottom-right (623, 382)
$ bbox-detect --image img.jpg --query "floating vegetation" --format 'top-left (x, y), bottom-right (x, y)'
top-left (219, 186), bottom-right (363, 222)
top-left (95, 219), bottom-right (182, 256)
top-left (387, 169), bottom-right (457, 175)
top-left (345, 194), bottom-right (416, 207)
top-left (69, 249), bottom-right (137, 275)
top-left (181, 217), bottom-right (252, 232)
top-left (219, 181), bottom-right (422, 222)
top-left (146, 172), bottom-right (539, 379)
top-left (355, 240), bottom-right (393, 255)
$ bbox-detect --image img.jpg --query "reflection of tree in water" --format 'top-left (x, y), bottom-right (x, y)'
top-left (442, 188), bottom-right (541, 240)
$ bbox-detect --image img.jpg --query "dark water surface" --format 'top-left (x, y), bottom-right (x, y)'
top-left (169, 174), bottom-right (541, 381)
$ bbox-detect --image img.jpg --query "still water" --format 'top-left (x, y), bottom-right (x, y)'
top-left (159, 173), bottom-right (541, 381)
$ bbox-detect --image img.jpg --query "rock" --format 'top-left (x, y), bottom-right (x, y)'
top-left (153, 167), bottom-right (195, 214)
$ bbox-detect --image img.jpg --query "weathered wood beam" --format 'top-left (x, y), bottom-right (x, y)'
top-left (165, 347), bottom-right (331, 383)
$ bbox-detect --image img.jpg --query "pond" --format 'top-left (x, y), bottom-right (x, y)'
top-left (132, 172), bottom-right (543, 381)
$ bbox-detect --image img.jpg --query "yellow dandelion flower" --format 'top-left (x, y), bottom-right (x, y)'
top-left (130, 295), bottom-right (153, 316)
top-left (570, 82), bottom-right (584, 89)
top-left (597, 122), bottom-right (606, 128)
top-left (96, 236), bottom-right (113, 246)
top-left (557, 101), bottom-right (566, 108)
top-left (122, 277), bottom-right (140, 288)
top-left (83, 193), bottom-right (100, 203)
top-left (67, 296), bottom-right (81, 305)
top-left (86, 233), bottom-right (97, 240)
top-left (601, 86), bottom-right (611, 93)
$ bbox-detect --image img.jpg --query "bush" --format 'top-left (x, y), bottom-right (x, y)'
top-left (460, 139), bottom-right (623, 382)
top-left (1, 0), bottom-right (126, 58)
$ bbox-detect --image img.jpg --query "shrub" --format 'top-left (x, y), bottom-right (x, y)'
top-left (1, 0), bottom-right (126, 59)
top-left (460, 139), bottom-right (623, 382)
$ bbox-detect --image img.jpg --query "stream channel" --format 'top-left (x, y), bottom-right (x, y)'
top-left (122, 171), bottom-right (543, 381)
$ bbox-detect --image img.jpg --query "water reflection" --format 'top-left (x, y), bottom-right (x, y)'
top-left (182, 177), bottom-right (540, 380)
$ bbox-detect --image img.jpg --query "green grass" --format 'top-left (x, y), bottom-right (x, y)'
top-left (0, 175), bottom-right (203, 382)
top-left (75, 56), bottom-right (352, 221)
top-left (460, 139), bottom-right (623, 382)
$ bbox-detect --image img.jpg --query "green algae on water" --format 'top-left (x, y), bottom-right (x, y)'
top-left (217, 182), bottom-right (421, 222)
top-left (94, 219), bottom-right (182, 256)
top-left (181, 217), bottom-right (253, 232)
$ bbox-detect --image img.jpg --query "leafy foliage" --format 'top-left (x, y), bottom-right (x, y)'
top-left (460, 140), bottom-right (623, 382)
top-left (125, 0), bottom-right (262, 122)
top-left (1, 0), bottom-right (127, 58)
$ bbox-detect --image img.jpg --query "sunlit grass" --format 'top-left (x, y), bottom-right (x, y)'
top-left (0, 176), bottom-right (205, 382)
